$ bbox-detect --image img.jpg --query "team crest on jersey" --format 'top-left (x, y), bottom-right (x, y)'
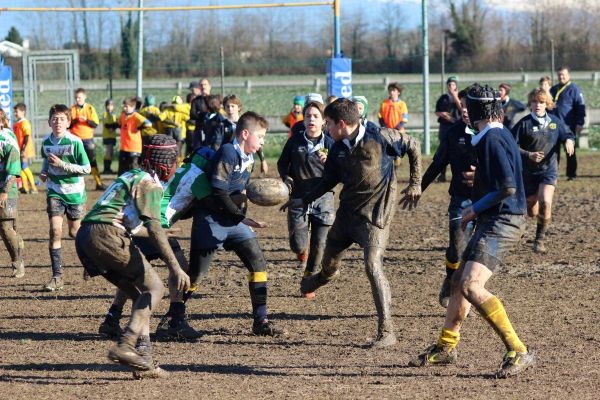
top-left (549, 123), bottom-right (557, 130)
top-left (458, 137), bottom-right (466, 145)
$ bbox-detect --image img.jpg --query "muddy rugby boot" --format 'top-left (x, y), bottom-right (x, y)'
top-left (495, 350), bottom-right (536, 378)
top-left (438, 276), bottom-right (452, 308)
top-left (44, 276), bottom-right (64, 291)
top-left (368, 331), bottom-right (397, 349)
top-left (131, 336), bottom-right (169, 379)
top-left (300, 270), bottom-right (339, 296)
top-left (108, 332), bottom-right (153, 371)
top-left (533, 240), bottom-right (547, 254)
top-left (11, 258), bottom-right (25, 279)
top-left (408, 344), bottom-right (457, 367)
top-left (252, 320), bottom-right (286, 337)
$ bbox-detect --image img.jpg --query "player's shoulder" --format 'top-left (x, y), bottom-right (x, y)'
top-left (216, 142), bottom-right (239, 162)
top-left (64, 131), bottom-right (84, 144)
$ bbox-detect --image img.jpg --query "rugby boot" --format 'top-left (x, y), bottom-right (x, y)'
top-left (495, 350), bottom-right (536, 378)
top-left (131, 336), bottom-right (169, 379)
top-left (300, 270), bottom-right (339, 295)
top-left (252, 320), bottom-right (286, 337)
top-left (107, 329), bottom-right (152, 371)
top-left (99, 315), bottom-right (123, 339)
top-left (533, 239), bottom-right (547, 254)
top-left (166, 317), bottom-right (202, 342)
top-left (44, 276), bottom-right (64, 291)
top-left (408, 344), bottom-right (457, 367)
top-left (368, 329), bottom-right (397, 349)
top-left (438, 276), bottom-right (452, 308)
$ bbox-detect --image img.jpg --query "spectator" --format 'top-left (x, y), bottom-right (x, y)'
top-left (499, 83), bottom-right (526, 129)
top-left (549, 66), bottom-right (586, 180)
top-left (282, 96), bottom-right (305, 138)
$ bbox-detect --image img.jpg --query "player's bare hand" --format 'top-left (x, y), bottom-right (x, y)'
top-left (279, 198), bottom-right (303, 212)
top-left (282, 176), bottom-right (294, 193)
top-left (565, 139), bottom-right (575, 156)
top-left (47, 153), bottom-right (64, 167)
top-left (39, 172), bottom-right (48, 182)
top-left (0, 192), bottom-right (7, 208)
top-left (528, 151), bottom-right (544, 163)
top-left (318, 151), bottom-right (328, 165)
top-left (261, 160), bottom-right (269, 175)
top-left (242, 217), bottom-right (267, 228)
top-left (462, 165), bottom-right (476, 187)
top-left (169, 268), bottom-right (190, 292)
top-left (461, 207), bottom-right (477, 231)
top-left (398, 185), bottom-right (421, 210)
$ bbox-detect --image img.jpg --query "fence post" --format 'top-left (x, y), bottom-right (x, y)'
top-left (245, 80), bottom-right (252, 95)
top-left (314, 78), bottom-right (320, 92)
top-left (383, 76), bottom-right (389, 90)
top-left (176, 81), bottom-right (182, 94)
top-left (592, 72), bottom-right (599, 87)
top-left (521, 73), bottom-right (528, 85)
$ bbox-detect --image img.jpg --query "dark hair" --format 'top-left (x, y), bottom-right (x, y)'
top-left (206, 95), bottom-right (222, 114)
top-left (324, 98), bottom-right (360, 125)
top-left (48, 104), bottom-right (71, 120)
top-left (235, 111), bottom-right (269, 136)
top-left (387, 82), bottom-right (403, 94)
top-left (498, 83), bottom-right (512, 94)
top-left (325, 95), bottom-right (338, 105)
top-left (186, 92), bottom-right (196, 104)
top-left (303, 101), bottom-right (325, 118)
top-left (74, 88), bottom-right (86, 95)
top-left (0, 109), bottom-right (9, 127)
top-left (123, 96), bottom-right (138, 107)
top-left (13, 102), bottom-right (26, 112)
top-left (458, 86), bottom-right (471, 100)
top-left (539, 75), bottom-right (551, 85)
top-left (557, 65), bottom-right (570, 73)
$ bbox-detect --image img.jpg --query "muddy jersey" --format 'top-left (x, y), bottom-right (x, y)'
top-left (511, 113), bottom-right (574, 176)
top-left (0, 129), bottom-right (21, 199)
top-left (161, 149), bottom-right (213, 228)
top-left (83, 169), bottom-right (163, 234)
top-left (303, 123), bottom-right (411, 229)
top-left (41, 132), bottom-right (90, 205)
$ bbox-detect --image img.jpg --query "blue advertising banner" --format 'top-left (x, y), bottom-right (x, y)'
top-left (326, 58), bottom-right (352, 98)
top-left (0, 65), bottom-right (13, 126)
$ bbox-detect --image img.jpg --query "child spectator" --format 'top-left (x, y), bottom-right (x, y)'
top-left (118, 97), bottom-right (152, 175)
top-left (101, 99), bottom-right (119, 174)
top-left (12, 103), bottom-right (37, 194)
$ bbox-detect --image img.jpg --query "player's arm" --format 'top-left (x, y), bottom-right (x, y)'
top-left (421, 134), bottom-right (449, 193)
top-left (574, 89), bottom-right (586, 134)
top-left (277, 138), bottom-right (294, 191)
top-left (299, 149), bottom-right (340, 204)
top-left (86, 106), bottom-right (99, 128)
top-left (557, 120), bottom-right (576, 156)
top-left (394, 102), bottom-right (408, 130)
top-left (47, 141), bottom-right (91, 175)
top-left (138, 182), bottom-right (189, 291)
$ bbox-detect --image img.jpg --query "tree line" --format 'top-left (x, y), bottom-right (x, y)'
top-left (4, 0), bottom-right (600, 80)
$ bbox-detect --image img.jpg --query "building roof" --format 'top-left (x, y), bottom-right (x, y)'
top-left (0, 40), bottom-right (25, 57)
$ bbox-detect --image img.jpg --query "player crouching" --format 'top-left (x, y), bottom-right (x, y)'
top-left (76, 134), bottom-right (190, 378)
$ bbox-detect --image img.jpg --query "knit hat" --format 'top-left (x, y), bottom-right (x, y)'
top-left (352, 96), bottom-right (368, 119)
top-left (293, 96), bottom-right (305, 106)
top-left (304, 93), bottom-right (324, 105)
top-left (172, 95), bottom-right (183, 105)
top-left (144, 95), bottom-right (156, 106)
top-left (446, 76), bottom-right (458, 84)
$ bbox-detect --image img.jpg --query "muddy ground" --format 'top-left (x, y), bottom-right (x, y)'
top-left (1, 154), bottom-right (599, 399)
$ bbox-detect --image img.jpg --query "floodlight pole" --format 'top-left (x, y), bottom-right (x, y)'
top-left (136, 0), bottom-right (144, 98)
top-left (422, 0), bottom-right (430, 155)
top-left (333, 0), bottom-right (341, 57)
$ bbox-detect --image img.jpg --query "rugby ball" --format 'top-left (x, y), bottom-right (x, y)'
top-left (246, 178), bottom-right (290, 206)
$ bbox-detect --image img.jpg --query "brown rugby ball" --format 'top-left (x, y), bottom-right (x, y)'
top-left (246, 178), bottom-right (290, 206)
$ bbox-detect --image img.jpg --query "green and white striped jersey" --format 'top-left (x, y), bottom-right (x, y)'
top-left (41, 131), bottom-right (90, 205)
top-left (83, 169), bottom-right (163, 234)
top-left (0, 128), bottom-right (21, 199)
top-left (160, 152), bottom-right (212, 228)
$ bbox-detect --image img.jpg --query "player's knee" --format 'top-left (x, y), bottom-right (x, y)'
top-left (49, 226), bottom-right (62, 241)
top-left (538, 200), bottom-right (551, 216)
top-left (459, 276), bottom-right (480, 302)
top-left (68, 227), bottom-right (78, 238)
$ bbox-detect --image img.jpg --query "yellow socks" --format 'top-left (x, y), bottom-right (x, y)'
top-left (20, 170), bottom-right (30, 192)
top-left (437, 328), bottom-right (460, 350)
top-left (478, 296), bottom-right (527, 353)
top-left (23, 168), bottom-right (36, 192)
top-left (91, 166), bottom-right (102, 186)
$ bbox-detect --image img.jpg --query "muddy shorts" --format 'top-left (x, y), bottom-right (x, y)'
top-left (447, 196), bottom-right (473, 264)
top-left (76, 223), bottom-right (150, 279)
top-left (523, 171), bottom-right (557, 197)
top-left (327, 210), bottom-right (390, 250)
top-left (132, 236), bottom-right (182, 261)
top-left (462, 213), bottom-right (526, 272)
top-left (0, 198), bottom-right (18, 220)
top-left (47, 196), bottom-right (86, 220)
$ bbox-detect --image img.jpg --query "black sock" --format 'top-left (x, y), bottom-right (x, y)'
top-left (168, 302), bottom-right (186, 327)
top-left (50, 248), bottom-right (62, 277)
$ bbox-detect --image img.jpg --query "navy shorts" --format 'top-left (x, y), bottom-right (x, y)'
top-left (446, 196), bottom-right (473, 264)
top-left (103, 138), bottom-right (117, 146)
top-left (523, 172), bottom-right (557, 197)
top-left (47, 196), bottom-right (86, 220)
top-left (462, 213), bottom-right (526, 272)
top-left (191, 210), bottom-right (255, 251)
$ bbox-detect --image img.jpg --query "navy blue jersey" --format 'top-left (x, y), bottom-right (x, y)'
top-left (473, 125), bottom-right (526, 216)
top-left (435, 93), bottom-right (461, 127)
top-left (511, 113), bottom-right (574, 176)
top-left (209, 140), bottom-right (253, 195)
top-left (303, 123), bottom-right (412, 228)
top-left (202, 113), bottom-right (236, 151)
top-left (277, 130), bottom-right (335, 197)
top-left (422, 120), bottom-right (476, 198)
top-left (549, 81), bottom-right (586, 130)
top-left (501, 98), bottom-right (526, 129)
